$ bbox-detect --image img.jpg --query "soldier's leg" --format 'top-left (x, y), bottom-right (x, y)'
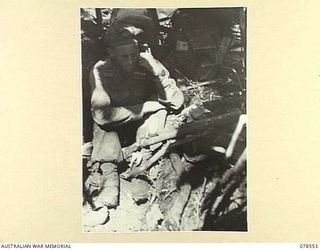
top-left (89, 123), bottom-right (123, 209)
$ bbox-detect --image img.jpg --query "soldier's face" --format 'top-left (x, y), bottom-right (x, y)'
top-left (111, 43), bottom-right (139, 73)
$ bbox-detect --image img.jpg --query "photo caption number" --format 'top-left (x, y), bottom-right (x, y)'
top-left (300, 244), bottom-right (319, 248)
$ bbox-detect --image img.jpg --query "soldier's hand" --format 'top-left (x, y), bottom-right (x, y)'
top-left (139, 46), bottom-right (153, 61)
top-left (129, 152), bottom-right (144, 168)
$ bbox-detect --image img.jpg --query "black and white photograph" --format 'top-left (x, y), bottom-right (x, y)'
top-left (81, 8), bottom-right (247, 232)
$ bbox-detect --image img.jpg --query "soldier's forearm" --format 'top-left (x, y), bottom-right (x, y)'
top-left (92, 100), bottom-right (167, 129)
top-left (152, 68), bottom-right (184, 110)
top-left (92, 104), bottom-right (144, 128)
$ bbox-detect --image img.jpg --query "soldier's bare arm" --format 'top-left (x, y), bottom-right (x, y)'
top-left (139, 52), bottom-right (184, 110)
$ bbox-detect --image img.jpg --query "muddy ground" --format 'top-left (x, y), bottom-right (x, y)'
top-left (83, 127), bottom-right (247, 232)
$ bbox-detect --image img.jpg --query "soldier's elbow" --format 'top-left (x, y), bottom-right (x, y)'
top-left (91, 108), bottom-right (112, 127)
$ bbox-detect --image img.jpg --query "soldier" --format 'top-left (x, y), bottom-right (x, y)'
top-left (86, 27), bottom-right (184, 209)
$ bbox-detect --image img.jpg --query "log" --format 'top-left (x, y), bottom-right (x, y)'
top-left (162, 183), bottom-right (192, 231)
top-left (198, 148), bottom-right (247, 230)
top-left (225, 114), bottom-right (247, 159)
top-left (169, 151), bottom-right (187, 187)
top-left (122, 143), bottom-right (140, 161)
top-left (169, 152), bottom-right (184, 176)
top-left (139, 109), bottom-right (242, 147)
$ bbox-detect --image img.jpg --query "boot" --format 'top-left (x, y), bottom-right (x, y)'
top-left (83, 206), bottom-right (110, 227)
top-left (94, 162), bottom-right (119, 209)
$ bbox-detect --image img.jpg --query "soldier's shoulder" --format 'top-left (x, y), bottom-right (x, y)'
top-left (93, 58), bottom-right (115, 77)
